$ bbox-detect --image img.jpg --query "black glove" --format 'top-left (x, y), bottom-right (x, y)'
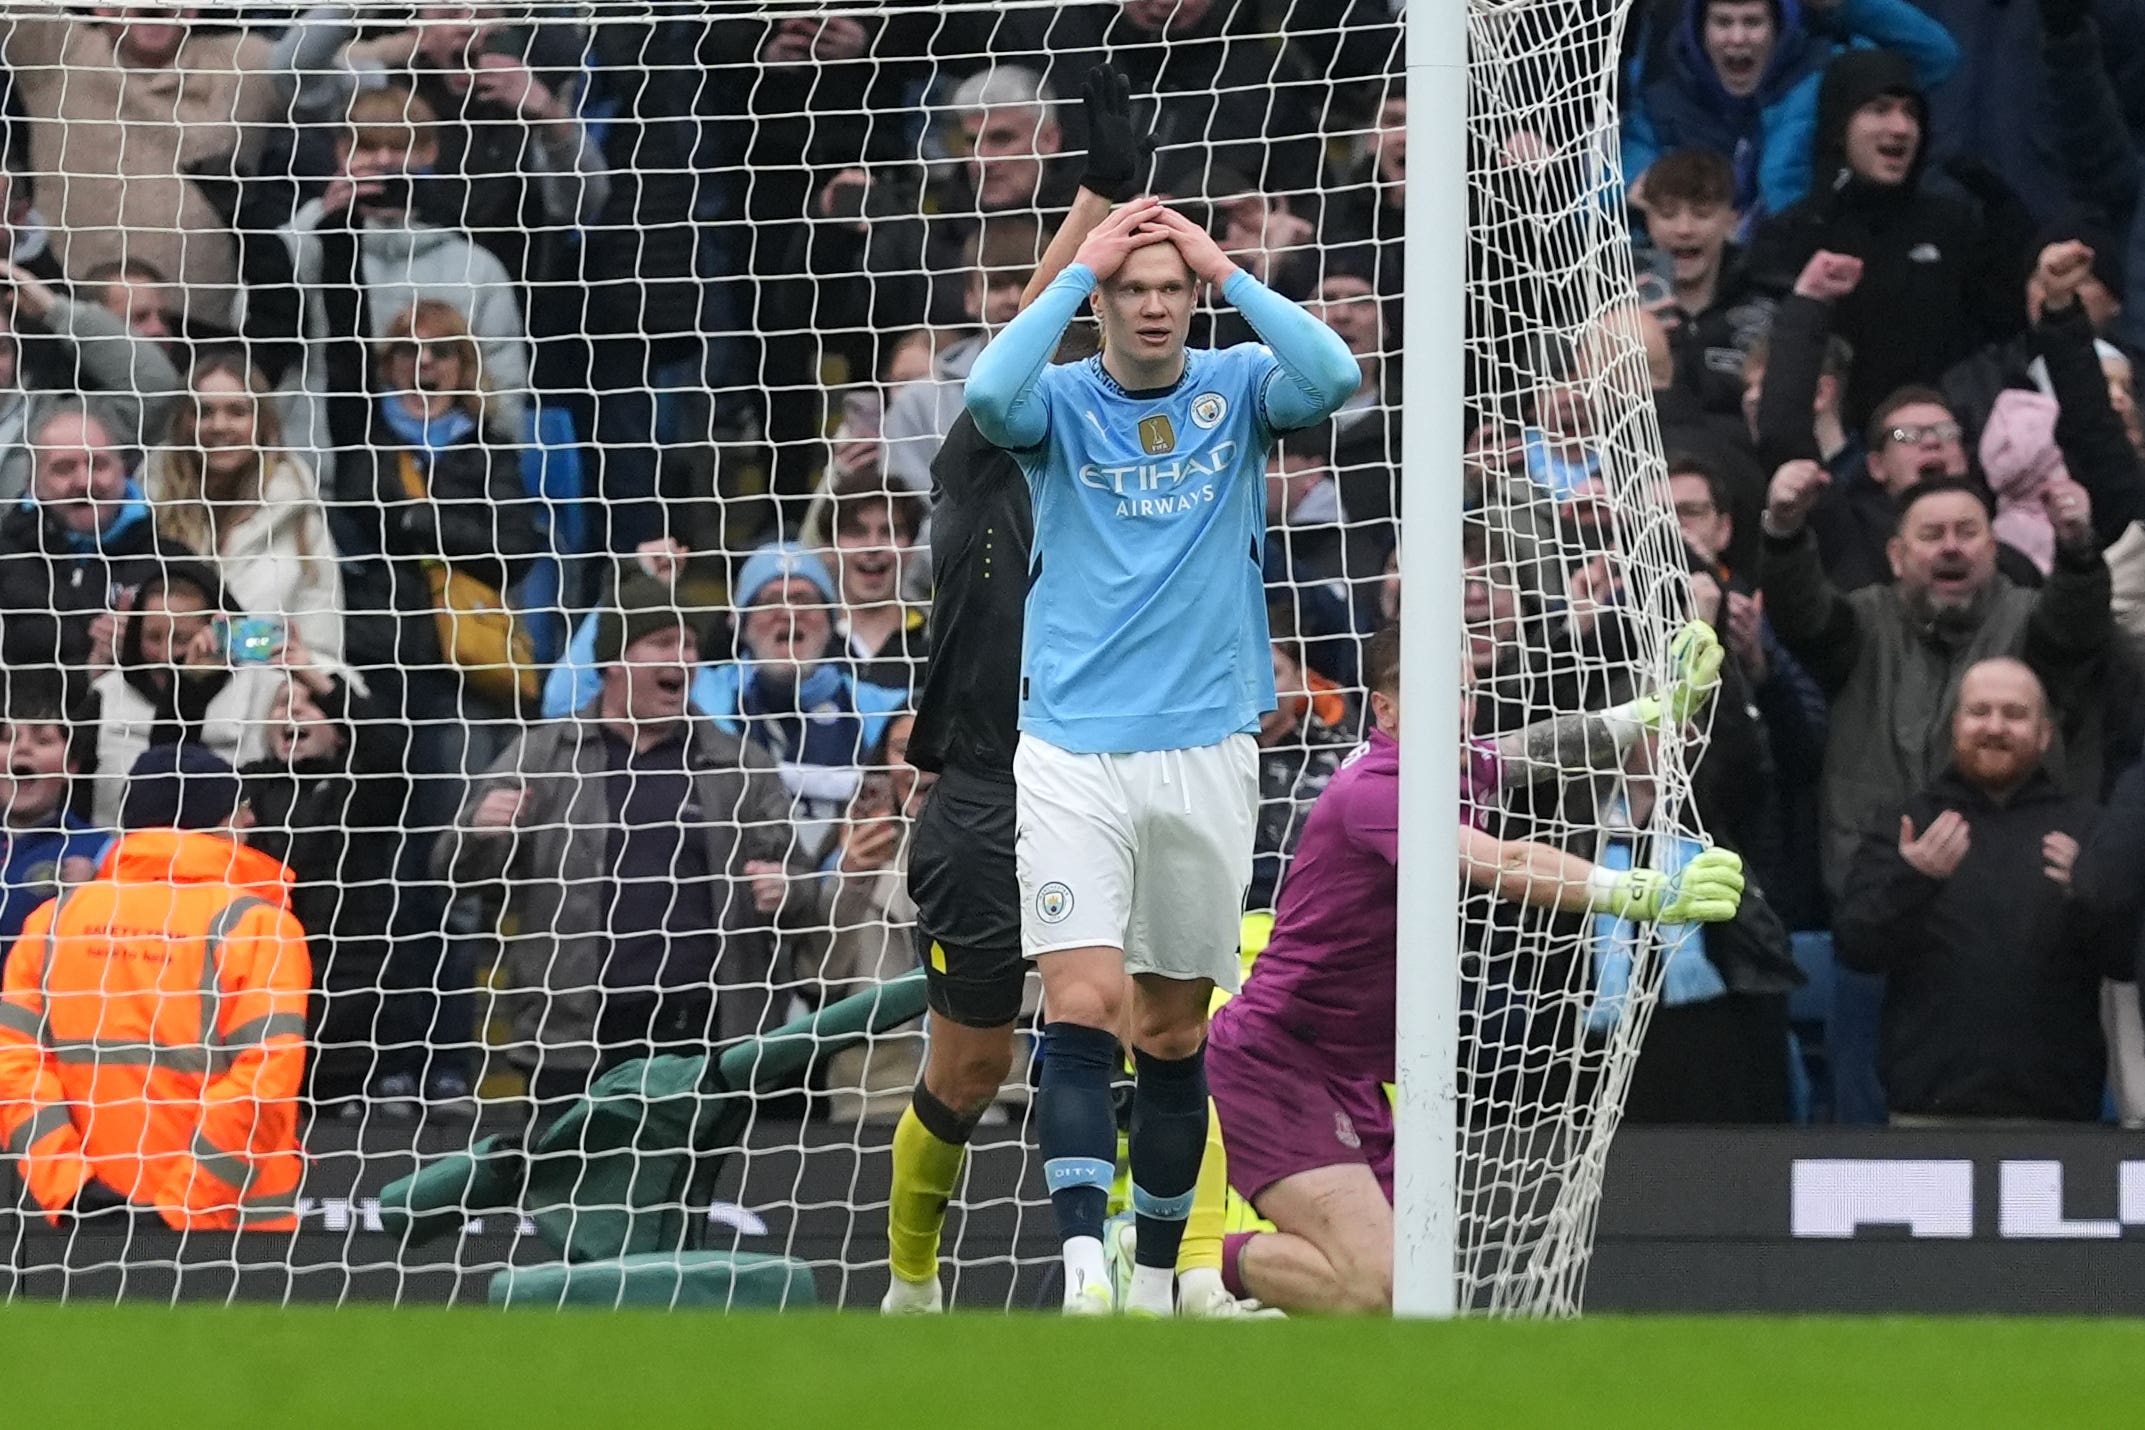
top-left (1078, 64), bottom-right (1152, 203)
top-left (2039, 0), bottom-right (2091, 39)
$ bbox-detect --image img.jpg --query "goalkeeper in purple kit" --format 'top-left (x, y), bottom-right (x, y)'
top-left (1206, 623), bottom-right (1745, 1314)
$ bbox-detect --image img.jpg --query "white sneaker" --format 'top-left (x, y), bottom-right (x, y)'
top-left (881, 1272), bottom-right (944, 1315)
top-left (1103, 1212), bottom-right (1138, 1311)
top-left (1063, 1263), bottom-right (1116, 1316)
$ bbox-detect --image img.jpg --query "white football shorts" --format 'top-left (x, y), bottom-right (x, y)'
top-left (1013, 731), bottom-right (1258, 989)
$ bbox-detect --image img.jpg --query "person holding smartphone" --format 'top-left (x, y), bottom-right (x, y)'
top-left (76, 562), bottom-right (330, 829)
top-left (273, 3), bottom-right (611, 284)
top-left (144, 349), bottom-right (346, 663)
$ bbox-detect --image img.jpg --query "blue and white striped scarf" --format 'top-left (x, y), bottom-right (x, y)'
top-left (1587, 827), bottom-right (1728, 1034)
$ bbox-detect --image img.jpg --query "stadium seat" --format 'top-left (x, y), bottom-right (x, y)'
top-left (376, 1134), bottom-right (523, 1244)
top-left (378, 975), bottom-right (932, 1266)
top-left (1828, 965), bottom-right (1891, 1126)
top-left (1787, 931), bottom-right (1836, 1029)
top-left (1786, 932), bottom-right (1835, 1121)
top-left (1785, 1030), bottom-right (1814, 1126)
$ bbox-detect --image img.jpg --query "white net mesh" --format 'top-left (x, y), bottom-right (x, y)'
top-left (0, 0), bottom-right (1702, 1315)
top-left (1455, 0), bottom-right (1704, 1315)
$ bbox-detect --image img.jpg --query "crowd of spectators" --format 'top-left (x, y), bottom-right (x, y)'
top-left (6, 0), bottom-right (2145, 1155)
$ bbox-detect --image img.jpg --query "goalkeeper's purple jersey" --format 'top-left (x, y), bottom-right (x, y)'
top-left (1221, 731), bottom-right (1501, 1083)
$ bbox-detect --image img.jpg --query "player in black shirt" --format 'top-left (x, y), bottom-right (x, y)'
top-left (902, 410), bottom-right (1028, 786)
top-left (902, 408), bottom-right (1031, 1028)
top-left (881, 67), bottom-right (1134, 1314)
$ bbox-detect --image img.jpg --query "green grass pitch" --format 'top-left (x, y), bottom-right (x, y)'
top-left (4, 1306), bottom-right (2141, 1426)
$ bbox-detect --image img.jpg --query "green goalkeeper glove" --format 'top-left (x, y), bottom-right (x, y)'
top-left (1592, 847), bottom-right (1745, 924)
top-left (1629, 620), bottom-right (1725, 730)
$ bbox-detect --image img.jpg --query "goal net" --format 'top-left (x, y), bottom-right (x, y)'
top-left (1449, 0), bottom-right (1702, 1315)
top-left (0, 0), bottom-right (1696, 1315)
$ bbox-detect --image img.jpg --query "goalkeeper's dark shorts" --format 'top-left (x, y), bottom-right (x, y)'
top-left (909, 766), bottom-right (1027, 1029)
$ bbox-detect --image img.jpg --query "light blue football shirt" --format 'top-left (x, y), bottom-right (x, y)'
top-left (965, 263), bottom-right (1359, 754)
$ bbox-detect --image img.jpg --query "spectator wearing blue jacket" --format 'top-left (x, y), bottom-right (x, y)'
top-left (1622, 0), bottom-right (1959, 229)
top-left (544, 544), bottom-right (905, 856)
top-left (701, 542), bottom-right (906, 841)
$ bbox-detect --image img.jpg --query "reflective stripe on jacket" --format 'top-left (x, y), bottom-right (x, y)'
top-left (0, 829), bottom-right (311, 1229)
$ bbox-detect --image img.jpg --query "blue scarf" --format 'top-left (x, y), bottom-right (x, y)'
top-left (376, 395), bottom-right (477, 456)
top-left (27, 478), bottom-right (150, 553)
top-left (738, 661), bottom-right (870, 777)
top-left (1586, 829), bottom-right (1729, 1035)
top-left (1521, 427), bottom-right (1599, 501)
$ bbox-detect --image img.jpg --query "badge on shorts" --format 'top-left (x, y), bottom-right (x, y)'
top-left (1333, 1111), bottom-right (1361, 1150)
top-left (1036, 882), bottom-right (1075, 924)
top-left (1191, 392), bottom-right (1226, 429)
top-left (1138, 414), bottom-right (1176, 455)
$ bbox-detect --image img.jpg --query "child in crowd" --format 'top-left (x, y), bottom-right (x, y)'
top-left (0, 686), bottom-right (103, 942)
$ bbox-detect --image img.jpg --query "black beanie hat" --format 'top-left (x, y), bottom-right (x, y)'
top-left (594, 573), bottom-right (696, 666)
top-left (120, 743), bottom-right (246, 832)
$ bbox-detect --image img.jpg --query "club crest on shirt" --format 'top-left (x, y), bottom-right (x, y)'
top-left (1190, 392), bottom-right (1227, 429)
top-left (1036, 881), bottom-right (1075, 923)
top-left (1138, 414), bottom-right (1176, 455)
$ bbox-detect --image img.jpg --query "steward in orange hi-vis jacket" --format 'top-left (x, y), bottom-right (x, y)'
top-left (0, 744), bottom-right (310, 1230)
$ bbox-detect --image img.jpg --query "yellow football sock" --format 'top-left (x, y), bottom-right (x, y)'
top-left (1176, 1099), bottom-right (1228, 1277)
top-left (888, 1101), bottom-right (967, 1284)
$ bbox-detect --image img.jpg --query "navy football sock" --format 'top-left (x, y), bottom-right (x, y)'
top-left (1129, 1042), bottom-right (1208, 1270)
top-left (1037, 1020), bottom-right (1121, 1244)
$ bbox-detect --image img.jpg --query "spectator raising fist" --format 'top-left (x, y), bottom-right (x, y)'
top-left (743, 860), bottom-right (790, 915)
top-left (471, 785), bottom-right (532, 830)
top-left (1763, 459), bottom-right (1832, 537)
top-left (634, 538), bottom-right (691, 585)
top-left (1792, 250), bottom-right (1863, 303)
top-left (1724, 591), bottom-right (1768, 683)
top-left (2032, 240), bottom-right (2096, 315)
top-left (762, 15), bottom-right (869, 65)
top-left (2040, 476), bottom-right (2094, 551)
top-left (1898, 809), bottom-right (1971, 879)
top-left (469, 52), bottom-right (569, 126)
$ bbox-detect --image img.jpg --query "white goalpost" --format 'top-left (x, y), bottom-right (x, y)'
top-left (1392, 0), bottom-right (1466, 1322)
top-left (0, 0), bottom-right (1697, 1316)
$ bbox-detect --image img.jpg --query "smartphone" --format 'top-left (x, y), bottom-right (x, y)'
top-left (216, 616), bottom-right (285, 666)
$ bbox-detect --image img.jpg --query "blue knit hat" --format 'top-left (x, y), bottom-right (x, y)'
top-left (734, 542), bottom-right (837, 609)
top-left (120, 744), bottom-right (246, 832)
